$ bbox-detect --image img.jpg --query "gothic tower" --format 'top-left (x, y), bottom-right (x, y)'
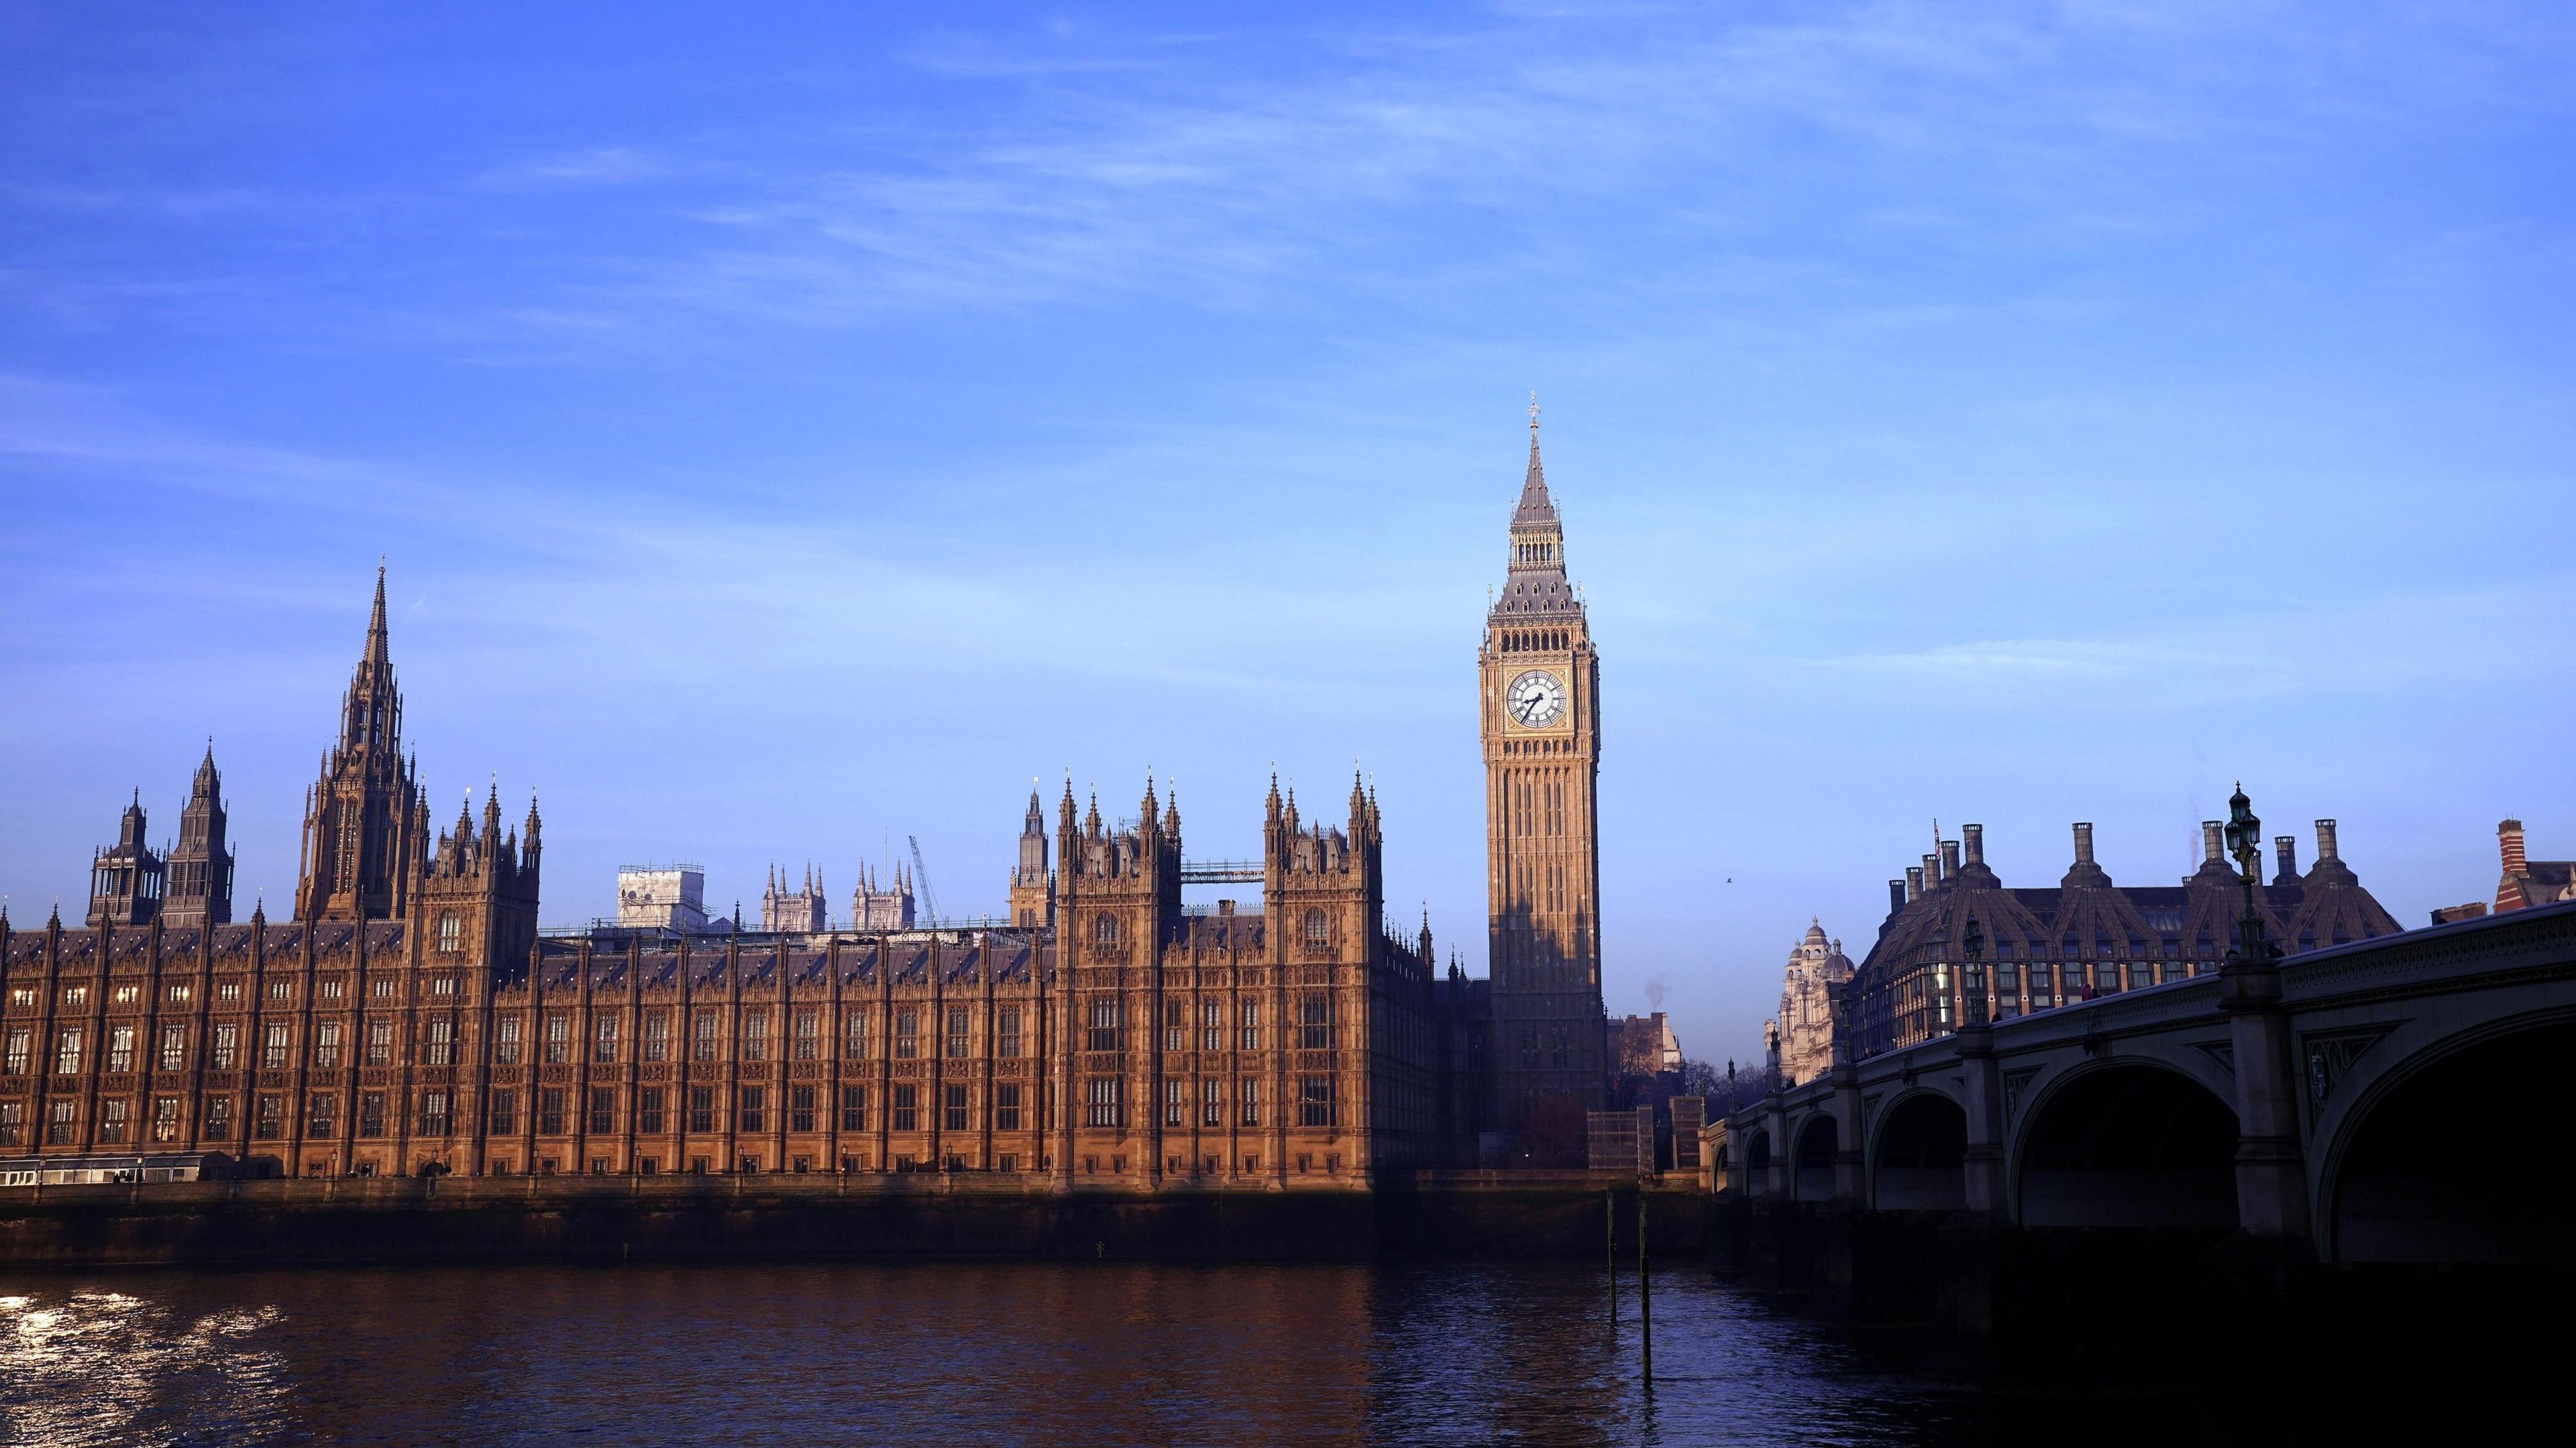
top-left (1479, 404), bottom-right (1606, 1127)
top-left (296, 566), bottom-right (425, 922)
top-left (163, 742), bottom-right (234, 928)
top-left (86, 791), bottom-right (165, 928)
top-left (413, 783), bottom-right (543, 973)
top-left (1008, 785), bottom-right (1053, 928)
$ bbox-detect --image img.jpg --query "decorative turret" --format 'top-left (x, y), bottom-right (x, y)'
top-left (165, 740), bottom-right (234, 928)
top-left (87, 789), bottom-right (165, 928)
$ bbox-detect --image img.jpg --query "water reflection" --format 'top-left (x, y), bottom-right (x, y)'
top-left (3, 1262), bottom-right (2038, 1446)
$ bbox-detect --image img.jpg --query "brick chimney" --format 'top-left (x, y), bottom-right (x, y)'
top-left (2073, 822), bottom-right (2095, 866)
top-left (2201, 821), bottom-right (2224, 863)
top-left (1963, 823), bottom-right (1985, 866)
top-left (2273, 835), bottom-right (2298, 885)
top-left (2498, 818), bottom-right (2529, 913)
top-left (1905, 866), bottom-right (1923, 902)
top-left (1889, 879), bottom-right (1907, 913)
top-left (1940, 838), bottom-right (1962, 879)
top-left (2314, 818), bottom-right (2340, 862)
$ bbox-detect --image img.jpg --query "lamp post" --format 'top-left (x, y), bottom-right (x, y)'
top-left (2216, 781), bottom-right (2309, 1241)
top-left (2222, 783), bottom-right (2275, 966)
top-left (1961, 920), bottom-right (1988, 1027)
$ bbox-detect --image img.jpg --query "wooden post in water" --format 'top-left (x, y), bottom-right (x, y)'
top-left (1638, 1188), bottom-right (1653, 1389)
top-left (1605, 1185), bottom-right (1617, 1325)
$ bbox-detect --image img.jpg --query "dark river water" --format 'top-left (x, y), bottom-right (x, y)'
top-left (0, 1261), bottom-right (2179, 1445)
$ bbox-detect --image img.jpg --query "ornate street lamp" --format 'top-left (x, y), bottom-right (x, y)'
top-left (2222, 782), bottom-right (2277, 966)
top-left (1962, 918), bottom-right (1988, 1026)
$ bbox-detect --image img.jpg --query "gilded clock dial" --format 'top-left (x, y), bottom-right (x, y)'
top-left (1506, 669), bottom-right (1566, 728)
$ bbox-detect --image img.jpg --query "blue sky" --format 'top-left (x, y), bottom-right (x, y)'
top-left (3, 2), bottom-right (2571, 1068)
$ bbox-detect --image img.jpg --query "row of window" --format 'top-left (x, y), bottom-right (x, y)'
top-left (5, 1017), bottom-right (430, 1076)
top-left (6, 997), bottom-right (1349, 1076)
top-left (7, 976), bottom-right (461, 1011)
top-left (0, 1074), bottom-right (1350, 1148)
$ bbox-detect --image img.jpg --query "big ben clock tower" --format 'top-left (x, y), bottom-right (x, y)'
top-left (1481, 400), bottom-right (1605, 1131)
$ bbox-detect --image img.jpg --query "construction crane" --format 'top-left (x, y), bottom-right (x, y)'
top-left (906, 834), bottom-right (942, 928)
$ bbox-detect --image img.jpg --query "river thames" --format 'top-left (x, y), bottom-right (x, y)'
top-left (0, 1260), bottom-right (2188, 1445)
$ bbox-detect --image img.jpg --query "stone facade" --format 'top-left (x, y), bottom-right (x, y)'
top-left (0, 522), bottom-right (1523, 1179)
top-left (850, 864), bottom-right (916, 932)
top-left (1772, 922), bottom-right (1851, 1087)
top-left (615, 866), bottom-right (708, 934)
top-left (1849, 818), bottom-right (2403, 1057)
top-left (760, 867), bottom-right (828, 934)
top-left (1479, 407), bottom-right (1607, 1131)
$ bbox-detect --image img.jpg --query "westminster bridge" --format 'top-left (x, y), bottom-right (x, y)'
top-left (1717, 895), bottom-right (2576, 1268)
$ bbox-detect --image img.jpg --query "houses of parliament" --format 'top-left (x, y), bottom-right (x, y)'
top-left (0, 423), bottom-right (1612, 1183)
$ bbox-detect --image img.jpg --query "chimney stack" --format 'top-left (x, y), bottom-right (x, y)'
top-left (2073, 822), bottom-right (2095, 866)
top-left (1940, 838), bottom-right (1963, 879)
top-left (2201, 820), bottom-right (2224, 863)
top-left (1905, 867), bottom-right (1923, 902)
top-left (1963, 823), bottom-right (1984, 866)
top-left (2273, 835), bottom-right (2299, 885)
top-left (2500, 819), bottom-right (2528, 875)
top-left (1889, 879), bottom-right (1907, 914)
top-left (1923, 852), bottom-right (1941, 888)
top-left (2314, 819), bottom-right (2340, 862)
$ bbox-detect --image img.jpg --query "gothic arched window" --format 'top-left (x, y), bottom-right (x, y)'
top-left (437, 911), bottom-right (461, 954)
top-left (1303, 908), bottom-right (1330, 949)
top-left (1093, 913), bottom-right (1120, 946)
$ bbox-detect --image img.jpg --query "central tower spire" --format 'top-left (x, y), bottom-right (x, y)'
top-left (1478, 404), bottom-right (1606, 1142)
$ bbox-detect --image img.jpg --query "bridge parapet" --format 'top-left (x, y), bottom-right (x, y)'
top-left (1723, 898), bottom-right (2576, 1263)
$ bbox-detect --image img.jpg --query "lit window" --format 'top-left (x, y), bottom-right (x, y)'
top-left (1298, 995), bottom-right (1332, 1050)
top-left (54, 1027), bottom-right (83, 1075)
top-left (1084, 1078), bottom-right (1120, 1128)
top-left (1299, 1076), bottom-right (1334, 1127)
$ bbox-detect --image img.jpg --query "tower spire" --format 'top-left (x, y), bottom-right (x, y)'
top-left (364, 560), bottom-right (390, 671)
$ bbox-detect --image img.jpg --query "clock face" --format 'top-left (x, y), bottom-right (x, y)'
top-left (1506, 669), bottom-right (1567, 728)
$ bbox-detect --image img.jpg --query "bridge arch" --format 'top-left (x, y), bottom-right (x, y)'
top-left (2014, 1059), bottom-right (2238, 1229)
top-left (1791, 1113), bottom-right (1838, 1201)
top-left (1870, 1091), bottom-right (1968, 1211)
top-left (1743, 1127), bottom-right (1774, 1196)
top-left (2320, 1011), bottom-right (2576, 1264)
